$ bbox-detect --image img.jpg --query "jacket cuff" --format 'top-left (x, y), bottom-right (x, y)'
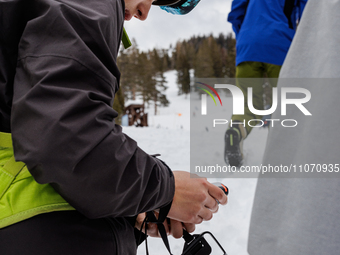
top-left (154, 157), bottom-right (175, 208)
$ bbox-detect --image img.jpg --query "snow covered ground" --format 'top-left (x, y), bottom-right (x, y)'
top-left (123, 71), bottom-right (268, 255)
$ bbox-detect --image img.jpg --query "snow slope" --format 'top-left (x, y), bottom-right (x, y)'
top-left (122, 70), bottom-right (268, 255)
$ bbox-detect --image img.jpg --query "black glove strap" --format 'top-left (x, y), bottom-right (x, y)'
top-left (146, 201), bottom-right (173, 255)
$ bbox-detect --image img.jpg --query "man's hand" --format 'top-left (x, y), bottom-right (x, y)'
top-left (168, 171), bottom-right (228, 224)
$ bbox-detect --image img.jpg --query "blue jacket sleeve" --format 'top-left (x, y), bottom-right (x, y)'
top-left (227, 0), bottom-right (249, 36)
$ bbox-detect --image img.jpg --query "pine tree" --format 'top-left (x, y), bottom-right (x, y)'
top-left (208, 35), bottom-right (224, 78)
top-left (224, 33), bottom-right (236, 78)
top-left (174, 41), bottom-right (192, 95)
top-left (149, 49), bottom-right (169, 114)
top-left (117, 39), bottom-right (140, 100)
top-left (136, 52), bottom-right (154, 106)
top-left (194, 38), bottom-right (215, 78)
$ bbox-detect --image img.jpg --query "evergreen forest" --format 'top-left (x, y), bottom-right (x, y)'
top-left (113, 33), bottom-right (236, 122)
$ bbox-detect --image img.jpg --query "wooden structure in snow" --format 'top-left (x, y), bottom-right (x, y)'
top-left (124, 104), bottom-right (148, 127)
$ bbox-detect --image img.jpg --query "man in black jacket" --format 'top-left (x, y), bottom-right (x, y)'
top-left (0, 0), bottom-right (228, 254)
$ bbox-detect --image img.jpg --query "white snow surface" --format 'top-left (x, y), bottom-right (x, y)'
top-left (122, 70), bottom-right (267, 255)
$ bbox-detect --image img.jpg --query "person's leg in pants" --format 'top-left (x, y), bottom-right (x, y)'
top-left (225, 62), bottom-right (281, 166)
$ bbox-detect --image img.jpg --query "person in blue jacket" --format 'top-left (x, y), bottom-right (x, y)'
top-left (224, 0), bottom-right (307, 167)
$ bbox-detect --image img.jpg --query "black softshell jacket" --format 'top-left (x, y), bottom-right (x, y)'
top-left (0, 0), bottom-right (174, 248)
